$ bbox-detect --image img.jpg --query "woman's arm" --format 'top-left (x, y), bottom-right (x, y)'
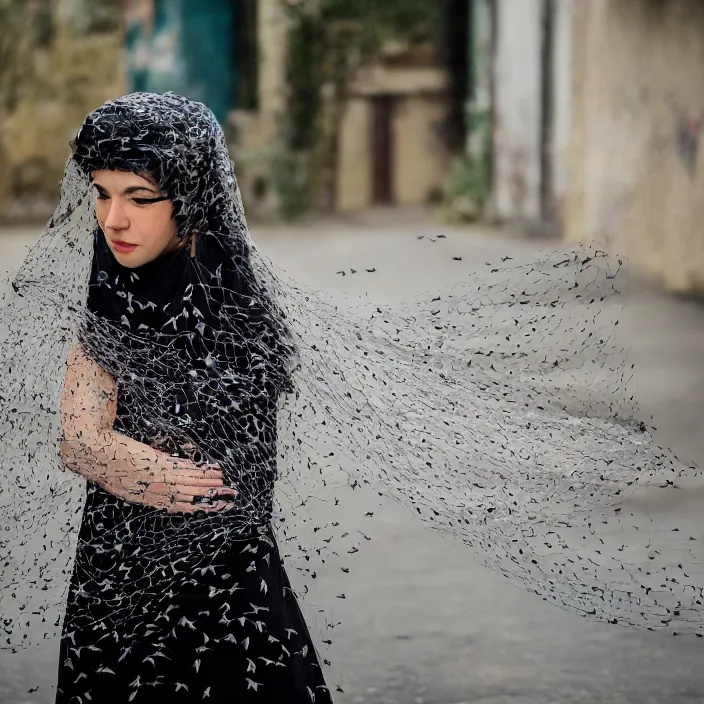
top-left (59, 342), bottom-right (118, 481)
top-left (59, 343), bottom-right (237, 513)
top-left (59, 343), bottom-right (168, 483)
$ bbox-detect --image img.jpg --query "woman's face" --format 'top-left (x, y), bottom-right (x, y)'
top-left (92, 170), bottom-right (183, 268)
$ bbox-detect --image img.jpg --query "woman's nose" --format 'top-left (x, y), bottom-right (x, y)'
top-left (103, 200), bottom-right (129, 230)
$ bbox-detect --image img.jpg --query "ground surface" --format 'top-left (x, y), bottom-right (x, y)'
top-left (2, 214), bottom-right (704, 704)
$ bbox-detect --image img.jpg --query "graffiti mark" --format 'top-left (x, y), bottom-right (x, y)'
top-left (664, 96), bottom-right (704, 180)
top-left (675, 109), bottom-right (701, 180)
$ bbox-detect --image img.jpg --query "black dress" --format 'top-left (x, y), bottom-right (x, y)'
top-left (56, 240), bottom-right (332, 703)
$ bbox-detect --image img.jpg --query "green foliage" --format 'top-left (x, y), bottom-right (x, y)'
top-left (0, 0), bottom-right (43, 111)
top-left (0, 0), bottom-right (121, 113)
top-left (278, 0), bottom-right (445, 213)
top-left (285, 11), bottom-right (324, 153)
top-left (76, 0), bottom-right (121, 35)
top-left (442, 152), bottom-right (491, 222)
top-left (313, 0), bottom-right (444, 51)
top-left (270, 148), bottom-right (310, 219)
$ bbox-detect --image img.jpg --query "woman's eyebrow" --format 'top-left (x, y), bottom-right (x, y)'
top-left (123, 185), bottom-right (160, 195)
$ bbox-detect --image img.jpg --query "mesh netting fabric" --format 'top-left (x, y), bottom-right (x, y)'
top-left (1, 93), bottom-right (703, 701)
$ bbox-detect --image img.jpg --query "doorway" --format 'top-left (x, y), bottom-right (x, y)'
top-left (371, 94), bottom-right (395, 205)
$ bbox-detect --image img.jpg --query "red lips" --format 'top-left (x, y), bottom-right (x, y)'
top-left (112, 241), bottom-right (138, 254)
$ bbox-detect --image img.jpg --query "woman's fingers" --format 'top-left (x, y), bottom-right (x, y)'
top-left (156, 470), bottom-right (224, 486)
top-left (172, 487), bottom-right (238, 500)
top-left (216, 487), bottom-right (238, 497)
top-left (172, 476), bottom-right (226, 488)
top-left (172, 493), bottom-right (202, 504)
top-left (135, 483), bottom-right (237, 513)
top-left (165, 500), bottom-right (234, 514)
top-left (171, 465), bottom-right (223, 478)
top-left (167, 461), bottom-right (222, 474)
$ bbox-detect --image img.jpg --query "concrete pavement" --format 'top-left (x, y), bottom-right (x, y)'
top-left (2, 215), bottom-right (704, 703)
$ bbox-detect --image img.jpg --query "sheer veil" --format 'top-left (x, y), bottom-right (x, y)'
top-left (1, 93), bottom-right (703, 676)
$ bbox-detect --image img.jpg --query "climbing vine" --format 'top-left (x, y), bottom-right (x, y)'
top-left (0, 0), bottom-right (50, 111)
top-left (279, 0), bottom-right (446, 214)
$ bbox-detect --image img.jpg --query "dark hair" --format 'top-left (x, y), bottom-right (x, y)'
top-left (71, 93), bottom-right (221, 238)
top-left (73, 105), bottom-right (173, 193)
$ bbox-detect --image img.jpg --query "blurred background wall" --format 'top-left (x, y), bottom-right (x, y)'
top-left (566, 0), bottom-right (704, 294)
top-left (0, 0), bottom-right (124, 218)
top-left (2, 0), bottom-right (704, 295)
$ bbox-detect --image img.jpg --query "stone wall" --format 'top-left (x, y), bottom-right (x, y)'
top-left (227, 0), bottom-right (290, 220)
top-left (0, 0), bottom-right (456, 221)
top-left (0, 0), bottom-right (124, 220)
top-left (336, 64), bottom-right (453, 212)
top-left (566, 0), bottom-right (704, 293)
top-left (492, 0), bottom-right (543, 223)
top-left (549, 0), bottom-right (573, 232)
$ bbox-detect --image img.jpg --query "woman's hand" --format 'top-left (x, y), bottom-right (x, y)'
top-left (60, 342), bottom-right (238, 514)
top-left (99, 451), bottom-right (238, 514)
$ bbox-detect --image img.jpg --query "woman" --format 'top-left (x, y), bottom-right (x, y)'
top-left (2, 92), bottom-right (704, 702)
top-left (55, 94), bottom-right (330, 702)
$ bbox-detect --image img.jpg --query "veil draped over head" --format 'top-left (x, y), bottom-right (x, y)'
top-left (2, 92), bottom-right (704, 682)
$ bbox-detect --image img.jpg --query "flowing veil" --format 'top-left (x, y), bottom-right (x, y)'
top-left (1, 93), bottom-right (704, 682)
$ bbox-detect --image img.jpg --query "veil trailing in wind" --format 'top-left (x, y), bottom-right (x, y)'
top-left (1, 93), bottom-right (703, 690)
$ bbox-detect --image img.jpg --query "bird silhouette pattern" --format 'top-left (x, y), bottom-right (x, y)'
top-left (2, 93), bottom-right (704, 704)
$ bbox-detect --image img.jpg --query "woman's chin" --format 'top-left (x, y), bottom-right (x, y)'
top-left (109, 247), bottom-right (154, 269)
top-left (110, 251), bottom-right (142, 268)
top-left (110, 245), bottom-right (180, 268)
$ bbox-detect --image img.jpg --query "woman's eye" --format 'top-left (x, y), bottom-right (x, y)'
top-left (96, 192), bottom-right (109, 201)
top-left (132, 198), bottom-right (161, 206)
